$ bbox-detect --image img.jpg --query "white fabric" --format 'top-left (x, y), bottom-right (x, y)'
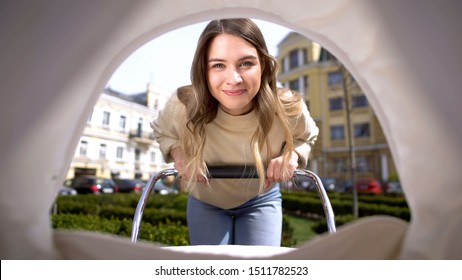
top-left (162, 246), bottom-right (295, 258)
top-left (1, 0), bottom-right (461, 259)
top-left (53, 216), bottom-right (405, 259)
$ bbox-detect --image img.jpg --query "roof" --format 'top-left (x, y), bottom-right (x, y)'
top-left (104, 87), bottom-right (147, 106)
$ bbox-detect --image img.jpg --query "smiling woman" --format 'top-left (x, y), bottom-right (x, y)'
top-left (151, 18), bottom-right (319, 247)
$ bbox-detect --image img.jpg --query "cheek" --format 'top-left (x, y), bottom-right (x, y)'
top-left (246, 69), bottom-right (262, 87)
top-left (207, 72), bottom-right (221, 90)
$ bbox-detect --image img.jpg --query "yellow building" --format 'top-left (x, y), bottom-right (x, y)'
top-left (66, 85), bottom-right (173, 181)
top-left (277, 32), bottom-right (397, 183)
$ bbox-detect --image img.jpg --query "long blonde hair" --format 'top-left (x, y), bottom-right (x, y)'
top-left (177, 18), bottom-right (303, 190)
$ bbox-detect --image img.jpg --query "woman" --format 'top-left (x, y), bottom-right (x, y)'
top-left (151, 18), bottom-right (318, 246)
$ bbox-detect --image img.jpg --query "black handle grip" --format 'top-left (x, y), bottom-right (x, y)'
top-left (207, 165), bottom-right (259, 178)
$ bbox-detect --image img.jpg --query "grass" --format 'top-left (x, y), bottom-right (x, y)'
top-left (285, 214), bottom-right (318, 247)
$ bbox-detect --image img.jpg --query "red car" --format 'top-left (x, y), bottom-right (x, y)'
top-left (355, 178), bottom-right (383, 194)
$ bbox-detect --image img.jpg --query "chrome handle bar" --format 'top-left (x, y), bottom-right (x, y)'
top-left (131, 167), bottom-right (336, 242)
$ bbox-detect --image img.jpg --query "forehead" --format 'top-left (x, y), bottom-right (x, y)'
top-left (207, 33), bottom-right (258, 58)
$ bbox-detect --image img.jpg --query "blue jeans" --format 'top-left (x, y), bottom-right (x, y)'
top-left (187, 185), bottom-right (282, 246)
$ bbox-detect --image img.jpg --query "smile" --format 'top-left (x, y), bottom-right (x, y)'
top-left (223, 89), bottom-right (246, 96)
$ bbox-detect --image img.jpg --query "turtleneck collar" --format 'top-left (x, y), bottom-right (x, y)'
top-left (213, 106), bottom-right (257, 132)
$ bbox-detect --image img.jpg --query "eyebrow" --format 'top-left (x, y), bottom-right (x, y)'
top-left (208, 55), bottom-right (258, 63)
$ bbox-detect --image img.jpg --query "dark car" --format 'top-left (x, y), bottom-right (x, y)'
top-left (69, 176), bottom-right (119, 194)
top-left (321, 177), bottom-right (343, 192)
top-left (291, 175), bottom-right (316, 191)
top-left (142, 179), bottom-right (178, 195)
top-left (385, 181), bottom-right (403, 194)
top-left (112, 178), bottom-right (145, 193)
top-left (291, 176), bottom-right (342, 192)
top-left (57, 185), bottom-right (77, 196)
top-left (59, 179), bottom-right (77, 196)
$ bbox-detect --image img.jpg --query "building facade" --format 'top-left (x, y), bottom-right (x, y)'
top-left (277, 32), bottom-right (397, 183)
top-left (66, 85), bottom-right (173, 181)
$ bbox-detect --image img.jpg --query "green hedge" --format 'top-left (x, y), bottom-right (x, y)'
top-left (282, 191), bottom-right (410, 221)
top-left (52, 193), bottom-right (296, 246)
top-left (52, 213), bottom-right (190, 245)
top-left (52, 191), bottom-right (410, 246)
top-left (312, 214), bottom-right (358, 234)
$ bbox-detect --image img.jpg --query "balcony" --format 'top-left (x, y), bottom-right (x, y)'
top-left (128, 130), bottom-right (155, 145)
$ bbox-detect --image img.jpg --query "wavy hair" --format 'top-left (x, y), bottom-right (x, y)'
top-left (177, 18), bottom-right (302, 190)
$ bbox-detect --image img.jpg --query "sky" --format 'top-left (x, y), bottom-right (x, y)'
top-left (106, 19), bottom-right (292, 95)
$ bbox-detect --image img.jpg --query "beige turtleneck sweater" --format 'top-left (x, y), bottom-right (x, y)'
top-left (151, 93), bottom-right (318, 209)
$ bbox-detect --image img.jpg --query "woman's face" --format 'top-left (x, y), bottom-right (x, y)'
top-left (206, 33), bottom-right (262, 116)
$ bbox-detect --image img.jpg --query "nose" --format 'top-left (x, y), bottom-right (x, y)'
top-left (226, 68), bottom-right (243, 85)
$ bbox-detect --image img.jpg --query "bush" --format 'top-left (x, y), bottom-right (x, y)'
top-left (281, 191), bottom-right (410, 220)
top-left (52, 213), bottom-right (189, 246)
top-left (54, 190), bottom-right (412, 247)
top-left (52, 193), bottom-right (294, 246)
top-left (312, 214), bottom-right (357, 234)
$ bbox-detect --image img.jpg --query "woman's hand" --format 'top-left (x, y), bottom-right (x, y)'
top-left (170, 147), bottom-right (207, 183)
top-left (266, 151), bottom-right (299, 186)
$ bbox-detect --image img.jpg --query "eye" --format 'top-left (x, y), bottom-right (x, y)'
top-left (240, 61), bottom-right (254, 67)
top-left (211, 63), bottom-right (225, 69)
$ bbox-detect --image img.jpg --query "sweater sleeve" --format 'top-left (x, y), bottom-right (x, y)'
top-left (150, 94), bottom-right (184, 163)
top-left (292, 102), bottom-right (319, 168)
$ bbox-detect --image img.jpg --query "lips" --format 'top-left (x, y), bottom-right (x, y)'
top-left (223, 89), bottom-right (246, 96)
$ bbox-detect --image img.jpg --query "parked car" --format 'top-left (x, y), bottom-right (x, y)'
top-left (143, 179), bottom-right (178, 195)
top-left (291, 176), bottom-right (342, 192)
top-left (112, 178), bottom-right (145, 193)
top-left (57, 185), bottom-right (77, 196)
top-left (321, 177), bottom-right (343, 192)
top-left (385, 181), bottom-right (403, 194)
top-left (292, 175), bottom-right (316, 191)
top-left (355, 178), bottom-right (383, 194)
top-left (343, 180), bottom-right (353, 193)
top-left (68, 176), bottom-right (119, 194)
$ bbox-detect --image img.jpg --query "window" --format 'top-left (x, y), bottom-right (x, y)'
top-left (116, 146), bottom-right (123, 159)
top-left (356, 156), bottom-right (371, 172)
top-left (282, 57), bottom-right (287, 73)
top-left (289, 49), bottom-right (299, 69)
top-left (328, 71), bottom-right (343, 86)
top-left (119, 115), bottom-right (126, 130)
top-left (304, 76), bottom-right (309, 91)
top-left (102, 111), bottom-right (110, 128)
top-left (352, 95), bottom-right (368, 108)
top-left (329, 97), bottom-right (343, 110)
top-left (319, 48), bottom-right (335, 62)
top-left (302, 48), bottom-right (308, 64)
top-left (289, 79), bottom-right (299, 91)
top-left (136, 117), bottom-right (143, 137)
top-left (330, 125), bottom-right (345, 140)
top-left (354, 123), bottom-right (370, 138)
top-left (99, 143), bottom-right (106, 159)
top-left (79, 141), bottom-right (88, 156)
top-left (135, 148), bottom-right (140, 161)
top-left (333, 158), bottom-right (347, 173)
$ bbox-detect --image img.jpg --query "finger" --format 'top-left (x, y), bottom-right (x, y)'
top-left (273, 164), bottom-right (281, 181)
top-left (266, 163), bottom-right (274, 182)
